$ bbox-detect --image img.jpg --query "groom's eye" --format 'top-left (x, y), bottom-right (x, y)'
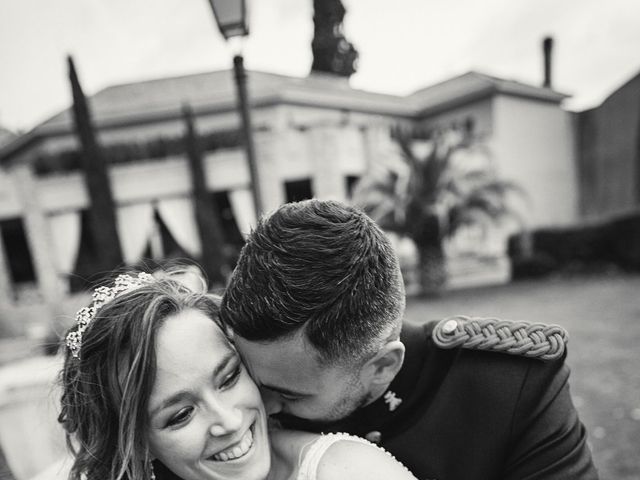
top-left (261, 385), bottom-right (306, 402)
top-left (279, 393), bottom-right (302, 402)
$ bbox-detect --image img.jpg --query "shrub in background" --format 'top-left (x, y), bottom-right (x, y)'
top-left (508, 210), bottom-right (640, 279)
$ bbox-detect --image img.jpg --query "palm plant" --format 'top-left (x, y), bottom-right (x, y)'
top-left (353, 126), bottom-right (525, 295)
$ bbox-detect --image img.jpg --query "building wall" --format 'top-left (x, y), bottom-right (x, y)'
top-left (26, 102), bottom-right (397, 209)
top-left (0, 106), bottom-right (395, 222)
top-left (0, 169), bottom-right (21, 219)
top-left (2, 152), bottom-right (252, 220)
top-left (415, 97), bottom-right (494, 138)
top-left (35, 108), bottom-right (243, 155)
top-left (575, 74), bottom-right (640, 221)
top-left (492, 95), bottom-right (578, 228)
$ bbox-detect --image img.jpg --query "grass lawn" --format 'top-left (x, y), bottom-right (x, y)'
top-left (404, 272), bottom-right (640, 480)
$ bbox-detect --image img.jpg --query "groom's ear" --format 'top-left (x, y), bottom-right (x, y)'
top-left (359, 340), bottom-right (405, 386)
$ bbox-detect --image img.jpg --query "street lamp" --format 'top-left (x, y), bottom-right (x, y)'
top-left (207, 0), bottom-right (263, 218)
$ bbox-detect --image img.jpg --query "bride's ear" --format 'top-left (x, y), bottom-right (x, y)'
top-left (359, 340), bottom-right (405, 386)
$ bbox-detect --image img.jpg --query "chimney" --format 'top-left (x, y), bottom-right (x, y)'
top-left (542, 36), bottom-right (553, 88)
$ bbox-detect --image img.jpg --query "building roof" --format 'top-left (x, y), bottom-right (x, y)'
top-left (595, 69), bottom-right (640, 109)
top-left (407, 71), bottom-right (569, 116)
top-left (0, 127), bottom-right (17, 149)
top-left (1, 68), bottom-right (569, 163)
top-left (35, 69), bottom-right (413, 134)
top-left (35, 69), bottom-right (569, 133)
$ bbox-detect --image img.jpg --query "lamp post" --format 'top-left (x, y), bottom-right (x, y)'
top-left (207, 0), bottom-right (263, 218)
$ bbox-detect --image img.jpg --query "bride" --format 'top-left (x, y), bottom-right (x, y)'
top-left (56, 270), bottom-right (417, 480)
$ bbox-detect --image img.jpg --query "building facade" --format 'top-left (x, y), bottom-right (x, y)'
top-left (575, 71), bottom-right (640, 221)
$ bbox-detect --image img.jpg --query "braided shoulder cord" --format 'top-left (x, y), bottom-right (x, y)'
top-left (432, 316), bottom-right (568, 361)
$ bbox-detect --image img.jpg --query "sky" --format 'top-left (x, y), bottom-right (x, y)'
top-left (1, 0), bottom-right (640, 133)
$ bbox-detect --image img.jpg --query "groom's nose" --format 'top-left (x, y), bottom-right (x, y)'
top-left (260, 387), bottom-right (283, 415)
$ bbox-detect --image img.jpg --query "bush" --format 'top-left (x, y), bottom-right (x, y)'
top-left (606, 215), bottom-right (640, 270)
top-left (510, 252), bottom-right (558, 279)
top-left (508, 211), bottom-right (640, 279)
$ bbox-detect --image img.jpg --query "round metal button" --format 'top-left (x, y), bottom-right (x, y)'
top-left (365, 430), bottom-right (382, 444)
top-left (442, 319), bottom-right (458, 335)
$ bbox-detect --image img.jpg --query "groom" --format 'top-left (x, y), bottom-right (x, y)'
top-left (220, 199), bottom-right (598, 480)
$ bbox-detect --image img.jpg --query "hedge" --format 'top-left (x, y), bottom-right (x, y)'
top-left (508, 210), bottom-right (640, 278)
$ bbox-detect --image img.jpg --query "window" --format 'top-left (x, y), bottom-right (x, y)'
top-left (0, 218), bottom-right (35, 284)
top-left (285, 179), bottom-right (313, 203)
top-left (345, 175), bottom-right (360, 199)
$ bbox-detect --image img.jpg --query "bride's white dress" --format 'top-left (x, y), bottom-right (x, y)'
top-left (296, 433), bottom-right (409, 480)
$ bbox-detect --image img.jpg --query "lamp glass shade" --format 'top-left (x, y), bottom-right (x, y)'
top-left (208, 0), bottom-right (248, 39)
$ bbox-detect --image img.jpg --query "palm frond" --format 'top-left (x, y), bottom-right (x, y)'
top-left (354, 124), bottom-right (528, 243)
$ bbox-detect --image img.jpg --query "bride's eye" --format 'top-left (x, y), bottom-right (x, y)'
top-left (166, 406), bottom-right (193, 427)
top-left (221, 365), bottom-right (242, 389)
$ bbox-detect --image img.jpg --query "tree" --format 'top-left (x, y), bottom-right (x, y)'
top-left (311, 0), bottom-right (358, 77)
top-left (68, 56), bottom-right (123, 275)
top-left (353, 126), bottom-right (526, 295)
top-left (182, 105), bottom-right (227, 287)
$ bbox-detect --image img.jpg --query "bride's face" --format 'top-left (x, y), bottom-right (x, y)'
top-left (147, 308), bottom-right (271, 480)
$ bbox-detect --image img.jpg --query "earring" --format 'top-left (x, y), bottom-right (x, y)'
top-left (150, 462), bottom-right (156, 480)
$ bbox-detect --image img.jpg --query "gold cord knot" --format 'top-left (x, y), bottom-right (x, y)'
top-left (432, 315), bottom-right (568, 361)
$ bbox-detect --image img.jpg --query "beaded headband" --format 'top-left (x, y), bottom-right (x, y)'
top-left (65, 272), bottom-right (155, 359)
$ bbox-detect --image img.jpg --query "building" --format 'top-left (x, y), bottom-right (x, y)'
top-left (0, 62), bottom-right (578, 320)
top-left (574, 71), bottom-right (640, 221)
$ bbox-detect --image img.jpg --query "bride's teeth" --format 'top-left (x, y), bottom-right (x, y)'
top-left (212, 426), bottom-right (254, 461)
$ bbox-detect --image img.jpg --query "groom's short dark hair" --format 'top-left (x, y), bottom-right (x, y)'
top-left (220, 199), bottom-right (405, 365)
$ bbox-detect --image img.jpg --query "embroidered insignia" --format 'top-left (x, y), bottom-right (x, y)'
top-left (383, 390), bottom-right (403, 411)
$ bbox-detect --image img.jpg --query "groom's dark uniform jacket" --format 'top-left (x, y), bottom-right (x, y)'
top-left (284, 318), bottom-right (599, 480)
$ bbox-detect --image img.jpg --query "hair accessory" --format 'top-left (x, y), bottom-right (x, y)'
top-left (66, 272), bottom-right (155, 359)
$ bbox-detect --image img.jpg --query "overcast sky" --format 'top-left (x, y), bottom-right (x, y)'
top-left (1, 0), bottom-right (640, 132)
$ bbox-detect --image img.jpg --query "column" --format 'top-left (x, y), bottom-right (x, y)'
top-left (361, 122), bottom-right (396, 169)
top-left (308, 125), bottom-right (346, 202)
top-left (254, 129), bottom-right (285, 213)
top-left (13, 164), bottom-right (64, 311)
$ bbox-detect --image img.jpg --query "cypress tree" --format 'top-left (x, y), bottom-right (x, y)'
top-left (68, 56), bottom-right (122, 275)
top-left (183, 104), bottom-right (226, 286)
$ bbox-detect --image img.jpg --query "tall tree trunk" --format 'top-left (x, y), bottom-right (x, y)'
top-left (409, 211), bottom-right (446, 296)
top-left (68, 56), bottom-right (122, 275)
top-left (415, 241), bottom-right (447, 296)
top-left (182, 105), bottom-right (226, 287)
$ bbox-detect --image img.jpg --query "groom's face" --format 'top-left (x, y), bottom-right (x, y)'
top-left (234, 332), bottom-right (370, 423)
